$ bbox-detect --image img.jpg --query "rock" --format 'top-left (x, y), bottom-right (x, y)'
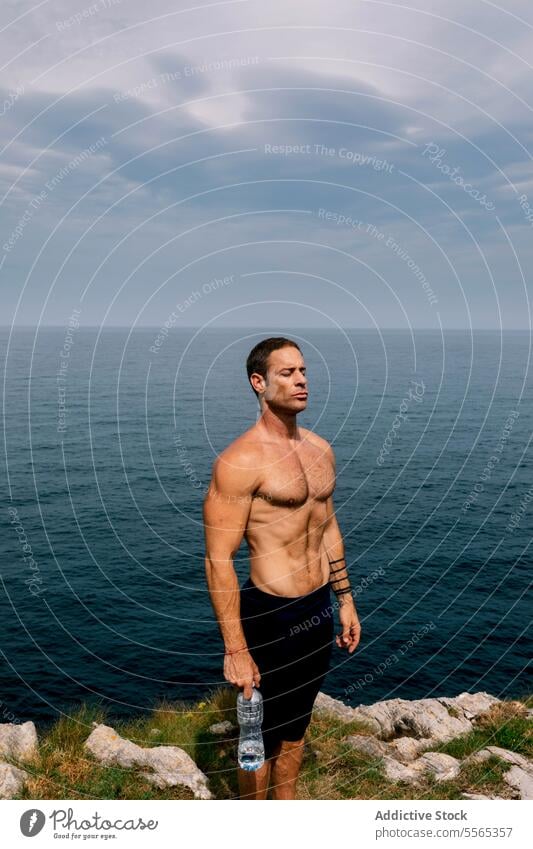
top-left (346, 737), bottom-right (462, 785)
top-left (0, 722), bottom-right (38, 762)
top-left (85, 725), bottom-right (145, 769)
top-left (316, 692), bottom-right (500, 743)
top-left (437, 692), bottom-right (500, 721)
top-left (316, 691), bottom-right (528, 795)
top-left (465, 746), bottom-right (533, 773)
top-left (149, 728), bottom-right (162, 737)
top-left (350, 697), bottom-right (474, 742)
top-left (345, 734), bottom-right (389, 759)
top-left (138, 747), bottom-right (210, 796)
top-left (381, 752), bottom-right (460, 785)
top-left (313, 692), bottom-right (381, 733)
top-left (503, 766), bottom-right (533, 800)
top-left (345, 733), bottom-right (432, 764)
top-left (388, 736), bottom-right (434, 763)
top-left (85, 724), bottom-right (212, 799)
top-left (417, 751), bottom-right (462, 782)
top-left (465, 749), bottom-right (493, 765)
top-left (0, 761), bottom-right (28, 799)
top-left (314, 692), bottom-right (361, 721)
top-left (463, 746), bottom-right (533, 800)
top-left (462, 792), bottom-right (505, 800)
top-left (484, 746), bottom-right (532, 772)
top-left (381, 755), bottom-right (426, 783)
top-left (208, 721), bottom-right (235, 736)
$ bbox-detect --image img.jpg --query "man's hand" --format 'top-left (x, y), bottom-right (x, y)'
top-left (224, 649), bottom-right (261, 699)
top-left (336, 603), bottom-right (361, 653)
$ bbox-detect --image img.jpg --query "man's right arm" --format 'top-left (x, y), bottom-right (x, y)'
top-left (203, 447), bottom-right (261, 698)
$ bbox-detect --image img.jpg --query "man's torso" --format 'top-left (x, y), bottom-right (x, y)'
top-left (235, 426), bottom-right (336, 596)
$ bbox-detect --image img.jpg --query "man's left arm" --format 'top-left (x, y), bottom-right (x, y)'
top-left (321, 454), bottom-right (361, 653)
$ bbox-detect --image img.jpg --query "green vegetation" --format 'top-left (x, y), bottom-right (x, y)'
top-left (5, 691), bottom-right (531, 800)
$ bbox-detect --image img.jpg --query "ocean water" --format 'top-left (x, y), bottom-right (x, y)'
top-left (1, 327), bottom-right (531, 725)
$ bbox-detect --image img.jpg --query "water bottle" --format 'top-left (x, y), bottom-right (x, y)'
top-left (236, 687), bottom-right (265, 771)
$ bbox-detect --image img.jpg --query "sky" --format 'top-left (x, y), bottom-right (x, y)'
top-left (1, 0), bottom-right (533, 330)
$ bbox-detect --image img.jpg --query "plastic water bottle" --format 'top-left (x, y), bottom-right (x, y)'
top-left (236, 687), bottom-right (265, 771)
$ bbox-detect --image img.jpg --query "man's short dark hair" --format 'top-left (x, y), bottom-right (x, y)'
top-left (246, 337), bottom-right (301, 396)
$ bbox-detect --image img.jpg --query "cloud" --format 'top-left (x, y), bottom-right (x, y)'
top-left (1, 0), bottom-right (532, 327)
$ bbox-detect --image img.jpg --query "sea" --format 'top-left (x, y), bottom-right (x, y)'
top-left (1, 326), bottom-right (531, 725)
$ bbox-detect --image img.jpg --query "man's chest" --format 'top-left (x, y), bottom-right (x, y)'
top-left (255, 445), bottom-right (335, 507)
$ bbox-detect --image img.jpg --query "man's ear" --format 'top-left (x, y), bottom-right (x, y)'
top-left (250, 372), bottom-right (265, 394)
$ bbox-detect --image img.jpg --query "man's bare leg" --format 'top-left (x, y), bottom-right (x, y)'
top-left (237, 758), bottom-right (272, 799)
top-left (269, 738), bottom-right (305, 800)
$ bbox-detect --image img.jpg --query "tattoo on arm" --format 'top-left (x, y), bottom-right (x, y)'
top-left (328, 557), bottom-right (354, 603)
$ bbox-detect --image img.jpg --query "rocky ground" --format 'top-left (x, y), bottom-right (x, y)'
top-left (1, 690), bottom-right (531, 799)
top-left (312, 691), bottom-right (533, 800)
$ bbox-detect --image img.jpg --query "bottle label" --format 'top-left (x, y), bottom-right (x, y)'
top-left (237, 705), bottom-right (263, 723)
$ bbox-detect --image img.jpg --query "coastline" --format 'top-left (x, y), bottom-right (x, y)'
top-left (1, 688), bottom-right (531, 801)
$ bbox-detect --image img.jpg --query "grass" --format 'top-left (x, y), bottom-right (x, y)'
top-left (429, 699), bottom-right (532, 761)
top-left (5, 691), bottom-right (531, 800)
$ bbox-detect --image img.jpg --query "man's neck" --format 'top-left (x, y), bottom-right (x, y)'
top-left (256, 405), bottom-right (300, 441)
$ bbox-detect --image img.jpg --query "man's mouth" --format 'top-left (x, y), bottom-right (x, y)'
top-left (293, 393), bottom-right (308, 398)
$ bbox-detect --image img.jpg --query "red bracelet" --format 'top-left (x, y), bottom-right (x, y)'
top-left (225, 644), bottom-right (248, 655)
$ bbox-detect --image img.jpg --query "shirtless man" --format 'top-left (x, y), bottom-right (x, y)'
top-left (203, 337), bottom-right (361, 800)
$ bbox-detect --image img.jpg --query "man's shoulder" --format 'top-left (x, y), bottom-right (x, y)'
top-left (215, 427), bottom-right (333, 464)
top-left (299, 427), bottom-right (333, 455)
top-left (215, 431), bottom-right (264, 469)
top-left (206, 433), bottom-right (263, 499)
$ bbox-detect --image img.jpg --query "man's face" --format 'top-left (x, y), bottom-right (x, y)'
top-left (260, 346), bottom-right (308, 412)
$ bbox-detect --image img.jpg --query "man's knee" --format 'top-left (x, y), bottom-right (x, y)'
top-left (269, 736), bottom-right (306, 799)
top-left (273, 737), bottom-right (306, 762)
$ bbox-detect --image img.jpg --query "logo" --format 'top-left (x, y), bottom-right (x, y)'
top-left (20, 809), bottom-right (46, 837)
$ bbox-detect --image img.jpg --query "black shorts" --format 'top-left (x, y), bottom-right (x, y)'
top-left (239, 575), bottom-right (334, 760)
